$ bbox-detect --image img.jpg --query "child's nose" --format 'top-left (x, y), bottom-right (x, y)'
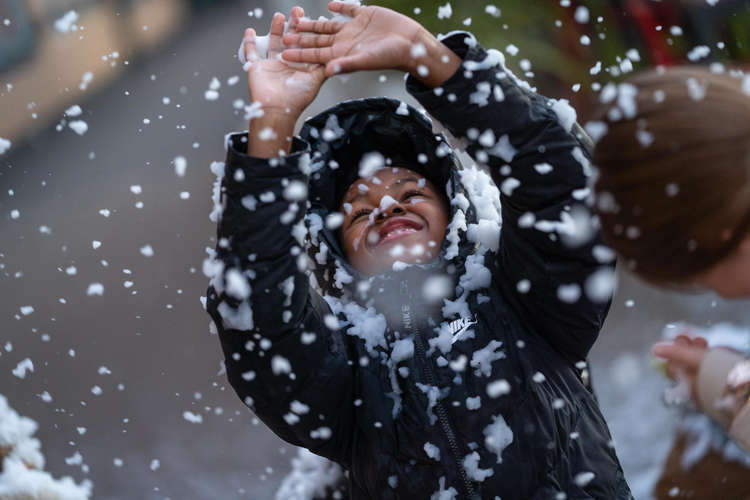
top-left (377, 204), bottom-right (406, 220)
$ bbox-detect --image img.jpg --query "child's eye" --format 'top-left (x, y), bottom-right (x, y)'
top-left (403, 190), bottom-right (426, 200)
top-left (350, 209), bottom-right (370, 223)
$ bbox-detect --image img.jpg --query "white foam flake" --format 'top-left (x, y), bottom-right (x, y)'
top-left (430, 476), bottom-right (458, 500)
top-left (574, 6), bottom-right (590, 23)
top-left (584, 121), bottom-right (608, 143)
top-left (574, 471), bottom-right (596, 487)
top-left (742, 75), bottom-right (750, 96)
top-left (481, 4), bottom-right (500, 18)
top-left (616, 83), bottom-right (638, 119)
top-left (0, 137), bottom-right (10, 155)
top-left (462, 452), bottom-right (493, 481)
top-left (69, 120), bottom-right (88, 135)
top-left (437, 2), bottom-right (453, 19)
top-left (424, 442), bottom-right (441, 461)
top-left (422, 275), bottom-right (454, 303)
top-left (687, 77), bottom-right (708, 100)
top-left (0, 395), bottom-right (92, 498)
top-left (65, 104), bottom-right (82, 117)
top-left (271, 355), bottom-right (292, 375)
top-left (79, 72), bottom-right (93, 91)
top-left (86, 283), bottom-right (104, 296)
top-left (470, 340), bottom-right (505, 377)
top-left (486, 379), bottom-right (511, 398)
top-left (687, 45), bottom-right (710, 62)
top-left (358, 152), bottom-right (385, 178)
top-left (550, 99), bottom-right (577, 133)
top-left (636, 130), bottom-right (653, 147)
top-left (557, 283), bottom-right (581, 303)
top-left (140, 244), bottom-right (154, 257)
top-left (173, 156), bottom-right (187, 177)
top-left (54, 10), bottom-right (79, 33)
top-left (182, 411), bottom-right (203, 423)
top-left (534, 163), bottom-right (553, 174)
top-left (225, 268), bottom-right (250, 300)
top-left (283, 180), bottom-right (308, 201)
top-left (12, 358), bottom-right (34, 379)
top-left (483, 414), bottom-right (513, 463)
top-left (585, 267), bottom-right (616, 303)
top-left (276, 448), bottom-right (344, 499)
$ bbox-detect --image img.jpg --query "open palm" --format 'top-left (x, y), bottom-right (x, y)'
top-left (282, 3), bottom-right (424, 76)
top-left (244, 8), bottom-right (326, 115)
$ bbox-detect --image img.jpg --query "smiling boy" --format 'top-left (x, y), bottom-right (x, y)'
top-left (206, 3), bottom-right (631, 499)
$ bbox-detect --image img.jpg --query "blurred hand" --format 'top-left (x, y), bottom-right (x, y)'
top-left (244, 7), bottom-right (326, 117)
top-left (652, 334), bottom-right (709, 400)
top-left (282, 2), bottom-right (452, 82)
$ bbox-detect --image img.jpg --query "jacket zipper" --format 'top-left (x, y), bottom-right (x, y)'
top-left (400, 282), bottom-right (476, 499)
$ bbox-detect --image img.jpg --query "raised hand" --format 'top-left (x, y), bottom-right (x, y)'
top-left (244, 7), bottom-right (326, 117)
top-left (242, 7), bottom-right (326, 157)
top-left (652, 334), bottom-right (709, 400)
top-left (281, 2), bottom-right (460, 87)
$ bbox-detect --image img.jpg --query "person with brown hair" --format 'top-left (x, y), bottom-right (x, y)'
top-left (591, 66), bottom-right (750, 499)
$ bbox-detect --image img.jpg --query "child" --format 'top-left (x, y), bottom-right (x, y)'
top-left (591, 66), bottom-right (750, 498)
top-left (206, 3), bottom-right (631, 498)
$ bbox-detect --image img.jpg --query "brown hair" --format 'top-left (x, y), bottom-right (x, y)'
top-left (593, 66), bottom-right (750, 285)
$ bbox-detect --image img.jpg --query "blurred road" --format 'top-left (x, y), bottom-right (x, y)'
top-left (1, 2), bottom-right (301, 498)
top-left (1, 1), bottom-right (750, 499)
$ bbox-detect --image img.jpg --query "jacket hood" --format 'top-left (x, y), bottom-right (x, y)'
top-left (300, 97), bottom-right (500, 307)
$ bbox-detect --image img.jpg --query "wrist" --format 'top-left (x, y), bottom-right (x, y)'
top-left (247, 107), bottom-right (298, 158)
top-left (409, 29), bottom-right (462, 88)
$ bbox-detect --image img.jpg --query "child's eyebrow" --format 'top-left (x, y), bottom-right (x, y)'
top-left (342, 177), bottom-right (422, 206)
top-left (384, 176), bottom-right (420, 191)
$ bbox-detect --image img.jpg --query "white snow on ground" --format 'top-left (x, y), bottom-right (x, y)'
top-left (275, 448), bottom-right (344, 500)
top-left (591, 353), bottom-right (676, 499)
top-left (0, 394), bottom-right (92, 498)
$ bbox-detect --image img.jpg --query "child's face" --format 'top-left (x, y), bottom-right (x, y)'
top-left (339, 167), bottom-right (449, 276)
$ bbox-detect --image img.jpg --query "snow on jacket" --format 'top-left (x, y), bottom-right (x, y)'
top-left (205, 32), bottom-right (632, 500)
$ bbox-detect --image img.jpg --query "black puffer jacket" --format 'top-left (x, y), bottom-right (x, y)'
top-left (206, 32), bottom-right (632, 500)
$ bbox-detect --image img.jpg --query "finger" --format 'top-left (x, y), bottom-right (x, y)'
top-left (243, 28), bottom-right (258, 63)
top-left (284, 33), bottom-right (336, 48)
top-left (329, 1), bottom-right (361, 17)
top-left (325, 55), bottom-right (365, 76)
top-left (268, 12), bottom-right (286, 57)
top-left (282, 47), bottom-right (336, 64)
top-left (651, 343), bottom-right (705, 369)
top-left (693, 336), bottom-right (709, 348)
top-left (295, 18), bottom-right (344, 34)
top-left (674, 335), bottom-right (691, 346)
top-left (288, 6), bottom-right (304, 34)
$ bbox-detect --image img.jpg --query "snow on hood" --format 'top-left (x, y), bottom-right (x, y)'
top-left (299, 97), bottom-right (503, 311)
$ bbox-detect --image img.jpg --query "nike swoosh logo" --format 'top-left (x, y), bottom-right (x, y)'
top-left (451, 320), bottom-right (477, 344)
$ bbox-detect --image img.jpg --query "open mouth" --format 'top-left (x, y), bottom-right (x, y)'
top-left (369, 218), bottom-right (424, 248)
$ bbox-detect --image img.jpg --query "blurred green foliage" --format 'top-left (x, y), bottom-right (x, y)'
top-left (375, 0), bottom-right (750, 99)
top-left (375, 0), bottom-right (632, 91)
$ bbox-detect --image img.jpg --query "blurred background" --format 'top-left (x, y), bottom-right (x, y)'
top-left (2, 0), bottom-right (750, 498)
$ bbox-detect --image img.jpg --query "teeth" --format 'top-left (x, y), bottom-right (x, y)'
top-left (384, 227), bottom-right (416, 239)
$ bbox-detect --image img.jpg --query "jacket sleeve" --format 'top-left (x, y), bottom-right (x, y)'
top-left (205, 133), bottom-right (355, 465)
top-left (406, 32), bottom-right (614, 364)
top-left (697, 349), bottom-right (750, 453)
